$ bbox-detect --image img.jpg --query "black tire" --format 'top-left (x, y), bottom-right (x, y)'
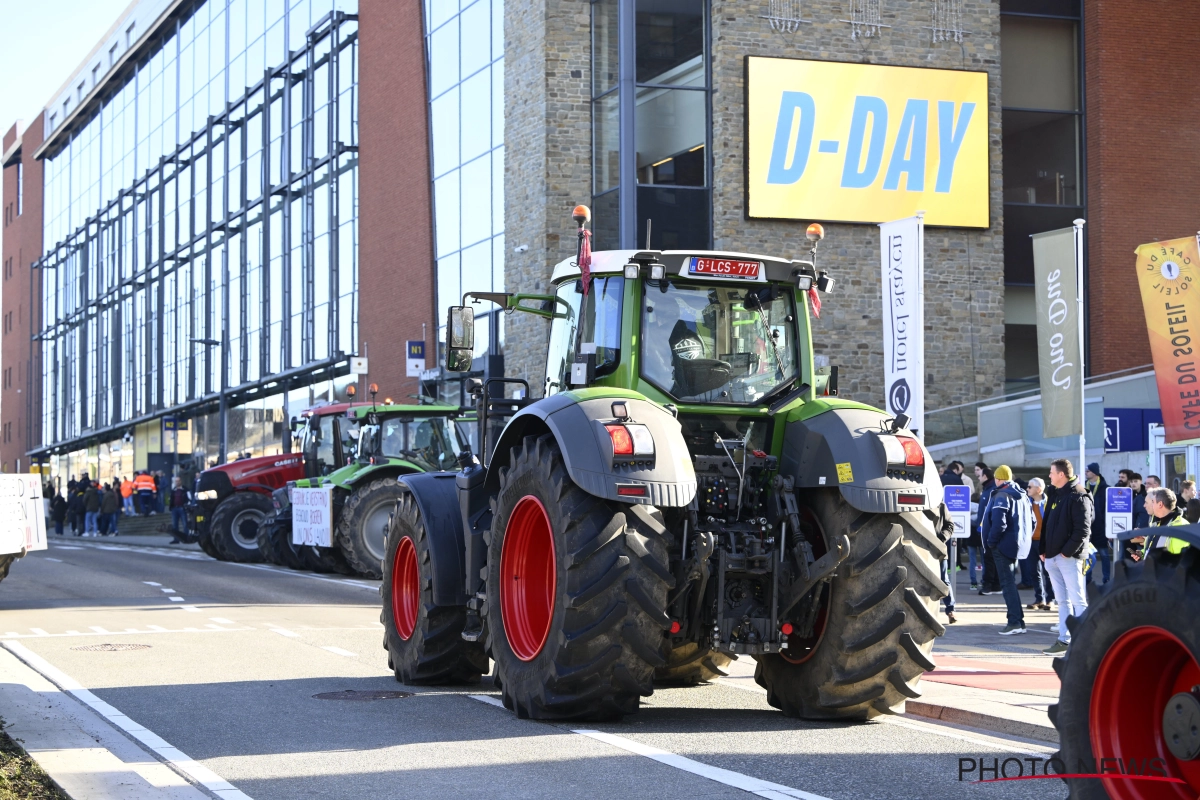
top-left (381, 494), bottom-right (488, 684)
top-left (265, 516), bottom-right (307, 571)
top-left (335, 478), bottom-right (405, 579)
top-left (208, 492), bottom-right (271, 563)
top-left (0, 553), bottom-right (17, 583)
top-left (754, 490), bottom-right (947, 719)
top-left (197, 530), bottom-right (222, 559)
top-left (300, 544), bottom-right (355, 575)
top-left (486, 434), bottom-right (673, 720)
top-left (1050, 549), bottom-right (1200, 800)
top-left (655, 642), bottom-right (732, 686)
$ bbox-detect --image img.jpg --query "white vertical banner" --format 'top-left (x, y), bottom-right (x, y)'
top-left (880, 213), bottom-right (925, 438)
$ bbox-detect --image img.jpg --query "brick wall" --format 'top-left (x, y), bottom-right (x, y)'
top-left (1, 115), bottom-right (45, 471)
top-left (357, 0), bottom-right (436, 400)
top-left (504, 1), bottom-right (1006, 439)
top-left (710, 1), bottom-right (1006, 443)
top-left (1084, 0), bottom-right (1200, 376)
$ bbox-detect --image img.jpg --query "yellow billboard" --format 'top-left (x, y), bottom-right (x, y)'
top-left (746, 57), bottom-right (990, 228)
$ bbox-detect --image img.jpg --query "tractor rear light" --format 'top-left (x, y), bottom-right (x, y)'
top-left (669, 620), bottom-right (681, 634)
top-left (781, 622), bottom-right (794, 635)
top-left (899, 438), bottom-right (925, 467)
top-left (605, 424), bottom-right (634, 456)
top-left (898, 493), bottom-right (925, 505)
top-left (616, 484), bottom-right (647, 497)
top-left (626, 424), bottom-right (655, 456)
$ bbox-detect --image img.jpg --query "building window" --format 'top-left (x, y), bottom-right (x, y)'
top-left (591, 0), bottom-right (711, 251)
top-left (125, 21), bottom-right (136, 49)
top-left (15, 158), bottom-right (21, 217)
top-left (78, 82), bottom-right (86, 103)
top-left (109, 43), bottom-right (119, 67)
top-left (1000, 0), bottom-right (1084, 392)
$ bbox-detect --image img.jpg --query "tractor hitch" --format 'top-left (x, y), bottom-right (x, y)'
top-left (778, 533), bottom-right (851, 620)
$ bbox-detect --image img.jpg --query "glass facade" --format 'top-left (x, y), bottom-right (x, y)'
top-left (424, 0), bottom-right (505, 357)
top-left (591, 0), bottom-right (710, 251)
top-left (36, 0), bottom-right (361, 463)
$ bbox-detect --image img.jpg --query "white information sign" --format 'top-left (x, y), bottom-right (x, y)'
top-left (880, 214), bottom-right (925, 438)
top-left (0, 475), bottom-right (47, 555)
top-left (1106, 486), bottom-right (1134, 541)
top-left (350, 356), bottom-right (369, 375)
top-left (292, 487), bottom-right (334, 547)
top-left (943, 485), bottom-right (971, 539)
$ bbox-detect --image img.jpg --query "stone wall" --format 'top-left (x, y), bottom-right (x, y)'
top-left (503, 0), bottom-right (592, 396)
top-left (503, 1), bottom-right (1007, 435)
top-left (710, 0), bottom-right (1006, 444)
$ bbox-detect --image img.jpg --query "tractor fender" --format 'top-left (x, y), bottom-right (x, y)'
top-left (779, 405), bottom-right (943, 514)
top-left (395, 472), bottom-right (469, 606)
top-left (485, 391), bottom-right (697, 508)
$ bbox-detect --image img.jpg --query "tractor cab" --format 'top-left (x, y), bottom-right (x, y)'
top-left (353, 407), bottom-right (468, 473)
top-left (298, 403), bottom-right (362, 479)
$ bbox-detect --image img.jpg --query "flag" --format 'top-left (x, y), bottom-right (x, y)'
top-left (1135, 234), bottom-right (1200, 444)
top-left (808, 286), bottom-right (821, 318)
top-left (579, 228), bottom-right (592, 296)
top-left (879, 215), bottom-right (925, 435)
top-left (1032, 227), bottom-right (1083, 438)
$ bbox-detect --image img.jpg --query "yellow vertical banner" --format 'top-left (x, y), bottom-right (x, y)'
top-left (1135, 235), bottom-right (1200, 443)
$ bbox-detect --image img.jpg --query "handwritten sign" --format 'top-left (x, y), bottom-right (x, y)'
top-left (0, 476), bottom-right (47, 555)
top-left (292, 487), bottom-right (333, 547)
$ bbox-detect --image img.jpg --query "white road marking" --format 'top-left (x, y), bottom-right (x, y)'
top-left (53, 545), bottom-right (83, 550)
top-left (878, 716), bottom-right (1054, 757)
top-left (89, 626), bottom-right (110, 634)
top-left (466, 695), bottom-right (828, 800)
top-left (209, 618), bottom-right (234, 625)
top-left (65, 630), bottom-right (80, 635)
top-left (169, 597), bottom-right (185, 602)
top-left (268, 627), bottom-right (300, 638)
top-left (160, 588), bottom-right (176, 593)
top-left (181, 606), bottom-right (201, 613)
top-left (321, 646), bottom-right (357, 657)
top-left (30, 629), bottom-right (48, 636)
top-left (147, 625), bottom-right (169, 632)
top-left (3, 641), bottom-right (253, 799)
top-left (44, 557), bottom-right (62, 562)
top-left (143, 581), bottom-right (162, 586)
top-left (4, 632), bottom-right (17, 637)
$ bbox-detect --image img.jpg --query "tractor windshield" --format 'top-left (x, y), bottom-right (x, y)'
top-left (358, 416), bottom-right (464, 472)
top-left (641, 280), bottom-right (799, 404)
top-left (544, 276), bottom-right (624, 396)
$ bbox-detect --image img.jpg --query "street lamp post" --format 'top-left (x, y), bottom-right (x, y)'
top-left (191, 337), bottom-right (227, 465)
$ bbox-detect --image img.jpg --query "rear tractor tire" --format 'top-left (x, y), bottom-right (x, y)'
top-left (381, 494), bottom-right (488, 684)
top-left (208, 492), bottom-right (271, 563)
top-left (336, 478), bottom-right (406, 579)
top-left (259, 514), bottom-right (305, 570)
top-left (754, 489), bottom-right (948, 720)
top-left (655, 642), bottom-right (732, 686)
top-left (485, 434), bottom-right (673, 720)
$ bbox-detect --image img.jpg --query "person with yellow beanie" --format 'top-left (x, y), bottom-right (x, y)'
top-left (982, 464), bottom-right (1031, 634)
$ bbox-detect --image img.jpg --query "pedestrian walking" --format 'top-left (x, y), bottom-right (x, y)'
top-left (168, 477), bottom-right (190, 544)
top-left (1179, 480), bottom-right (1200, 524)
top-left (50, 493), bottom-right (67, 536)
top-left (83, 483), bottom-right (101, 536)
top-left (101, 483), bottom-right (121, 536)
top-left (1041, 458), bottom-right (1094, 655)
top-left (120, 476), bottom-right (135, 515)
top-left (982, 465), bottom-right (1032, 635)
top-left (1085, 463), bottom-right (1110, 584)
top-left (1133, 487), bottom-right (1192, 559)
top-left (134, 471), bottom-right (157, 516)
top-left (940, 460), bottom-right (965, 487)
top-left (1023, 478), bottom-right (1051, 611)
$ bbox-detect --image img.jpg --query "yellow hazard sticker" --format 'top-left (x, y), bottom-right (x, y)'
top-left (836, 462), bottom-right (854, 483)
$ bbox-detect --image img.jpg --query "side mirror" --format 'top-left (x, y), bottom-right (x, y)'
top-left (445, 306), bottom-right (474, 372)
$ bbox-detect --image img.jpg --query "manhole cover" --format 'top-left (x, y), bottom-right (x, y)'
top-left (71, 643), bottom-right (152, 652)
top-left (313, 689), bottom-right (413, 701)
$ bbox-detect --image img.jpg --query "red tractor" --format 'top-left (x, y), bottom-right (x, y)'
top-left (191, 402), bottom-right (365, 561)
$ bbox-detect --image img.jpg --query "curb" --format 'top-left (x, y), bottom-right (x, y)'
top-left (905, 700), bottom-right (1059, 744)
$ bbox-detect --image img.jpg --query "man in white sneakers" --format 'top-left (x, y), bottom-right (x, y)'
top-left (1040, 458), bottom-right (1094, 655)
top-left (982, 465), bottom-right (1034, 635)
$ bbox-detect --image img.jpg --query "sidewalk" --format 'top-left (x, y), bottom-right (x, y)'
top-left (909, 562), bottom-right (1063, 743)
top-left (47, 532), bottom-right (203, 552)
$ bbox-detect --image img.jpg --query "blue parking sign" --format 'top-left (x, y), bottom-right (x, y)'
top-left (943, 485), bottom-right (970, 513)
top-left (1106, 487), bottom-right (1132, 514)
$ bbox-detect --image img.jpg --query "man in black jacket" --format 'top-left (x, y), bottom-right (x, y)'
top-left (1041, 458), bottom-right (1094, 655)
top-left (1085, 462), bottom-right (1110, 584)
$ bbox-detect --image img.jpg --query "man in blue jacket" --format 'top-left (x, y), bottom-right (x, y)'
top-left (983, 464), bottom-right (1028, 634)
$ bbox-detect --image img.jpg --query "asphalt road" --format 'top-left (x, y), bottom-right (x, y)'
top-left (0, 539), bottom-right (1062, 800)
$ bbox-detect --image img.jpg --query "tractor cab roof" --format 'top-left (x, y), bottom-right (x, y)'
top-left (550, 249), bottom-right (805, 285)
top-left (346, 403), bottom-right (462, 421)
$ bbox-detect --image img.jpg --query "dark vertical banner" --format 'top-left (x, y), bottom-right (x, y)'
top-left (879, 215), bottom-right (924, 436)
top-left (1134, 235), bottom-right (1200, 443)
top-left (1032, 227), bottom-right (1083, 438)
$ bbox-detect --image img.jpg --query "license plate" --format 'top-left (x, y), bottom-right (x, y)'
top-left (688, 257), bottom-right (761, 279)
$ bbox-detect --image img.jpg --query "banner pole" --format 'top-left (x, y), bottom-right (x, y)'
top-left (1074, 219), bottom-right (1086, 477)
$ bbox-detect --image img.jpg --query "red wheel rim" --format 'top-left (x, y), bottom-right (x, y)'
top-left (500, 496), bottom-right (556, 662)
top-left (1091, 625), bottom-right (1200, 799)
top-left (391, 536), bottom-right (419, 641)
top-left (782, 505), bottom-right (830, 664)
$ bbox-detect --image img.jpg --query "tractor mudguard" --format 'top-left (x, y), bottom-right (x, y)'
top-left (485, 390), bottom-right (697, 508)
top-left (779, 404), bottom-right (943, 514)
top-left (396, 472), bottom-right (470, 606)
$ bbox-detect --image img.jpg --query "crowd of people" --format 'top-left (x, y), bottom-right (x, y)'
top-left (47, 470), bottom-right (192, 538)
top-left (939, 458), bottom-right (1191, 655)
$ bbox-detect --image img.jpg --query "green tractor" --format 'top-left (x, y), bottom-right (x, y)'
top-left (262, 402), bottom-right (468, 578)
top-left (380, 208), bottom-right (951, 719)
